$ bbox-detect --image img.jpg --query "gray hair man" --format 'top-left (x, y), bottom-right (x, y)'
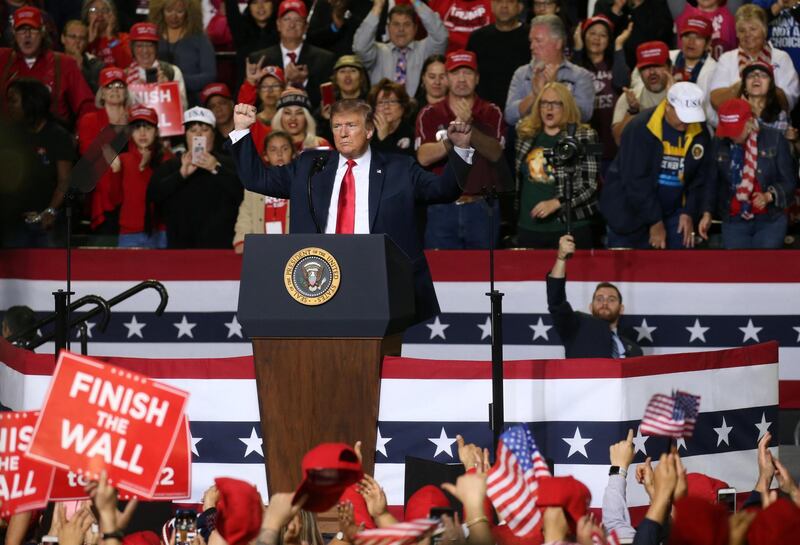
top-left (504, 14), bottom-right (595, 125)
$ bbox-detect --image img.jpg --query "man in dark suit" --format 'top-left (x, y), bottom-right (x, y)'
top-left (228, 98), bottom-right (474, 323)
top-left (546, 234), bottom-right (643, 359)
top-left (249, 0), bottom-right (336, 108)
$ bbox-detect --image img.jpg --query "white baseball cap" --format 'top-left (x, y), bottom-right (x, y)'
top-left (667, 82), bottom-right (706, 124)
top-left (183, 106), bottom-right (216, 128)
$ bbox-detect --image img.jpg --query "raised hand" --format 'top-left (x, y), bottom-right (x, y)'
top-left (245, 56), bottom-right (270, 86)
top-left (615, 22), bottom-right (633, 50)
top-left (58, 508), bottom-right (94, 545)
top-left (609, 429), bottom-right (635, 471)
top-left (357, 475), bottom-right (388, 518)
top-left (264, 493), bottom-right (303, 532)
top-left (234, 103), bottom-right (258, 131)
top-left (179, 151), bottom-right (198, 179)
top-left (557, 234), bottom-right (575, 261)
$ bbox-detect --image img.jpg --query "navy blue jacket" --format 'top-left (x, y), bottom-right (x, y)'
top-left (600, 103), bottom-right (712, 235)
top-left (228, 133), bottom-right (467, 323)
top-left (546, 274), bottom-right (642, 359)
top-left (703, 125), bottom-right (797, 220)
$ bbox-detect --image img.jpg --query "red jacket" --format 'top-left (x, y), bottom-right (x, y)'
top-left (119, 147), bottom-right (171, 234)
top-left (0, 48), bottom-right (95, 125)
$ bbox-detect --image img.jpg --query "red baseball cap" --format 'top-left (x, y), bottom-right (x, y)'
top-left (686, 473), bottom-right (730, 503)
top-left (445, 50), bottom-right (477, 72)
top-left (636, 41), bottom-right (669, 69)
top-left (535, 476), bottom-right (591, 531)
top-left (679, 16), bottom-right (712, 38)
top-left (580, 15), bottom-right (614, 36)
top-left (200, 82), bottom-right (232, 105)
top-left (262, 65), bottom-right (286, 85)
top-left (130, 22), bottom-right (159, 43)
top-left (404, 485), bottom-right (450, 520)
top-left (339, 484), bottom-right (377, 529)
top-left (99, 66), bottom-right (126, 88)
top-left (215, 477), bottom-right (264, 545)
top-left (128, 105), bottom-right (158, 126)
top-left (293, 443), bottom-right (363, 512)
top-left (716, 98), bottom-right (753, 139)
top-left (747, 498), bottom-right (800, 545)
top-left (741, 60), bottom-right (774, 78)
top-left (13, 6), bottom-right (42, 29)
top-left (278, 0), bottom-right (308, 18)
top-left (668, 497), bottom-right (728, 545)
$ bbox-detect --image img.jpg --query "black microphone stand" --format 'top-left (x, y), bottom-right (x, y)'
top-left (481, 186), bottom-right (505, 450)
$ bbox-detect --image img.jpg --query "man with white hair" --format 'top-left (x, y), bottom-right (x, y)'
top-left (600, 82), bottom-right (713, 249)
top-left (504, 14), bottom-right (595, 125)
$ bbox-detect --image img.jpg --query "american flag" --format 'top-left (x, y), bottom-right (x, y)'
top-left (486, 424), bottom-right (550, 537)
top-left (0, 249), bottom-right (788, 517)
top-left (354, 518), bottom-right (439, 545)
top-left (640, 391), bottom-right (701, 438)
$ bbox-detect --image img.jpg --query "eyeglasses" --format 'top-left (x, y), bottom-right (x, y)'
top-left (539, 100), bottom-right (563, 110)
top-left (260, 84), bottom-right (283, 91)
top-left (88, 6), bottom-right (111, 14)
top-left (377, 99), bottom-right (401, 106)
top-left (105, 82), bottom-right (126, 89)
top-left (14, 27), bottom-right (41, 35)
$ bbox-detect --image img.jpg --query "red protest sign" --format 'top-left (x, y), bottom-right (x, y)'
top-left (50, 417), bottom-right (192, 501)
top-left (26, 351), bottom-right (189, 498)
top-left (121, 415), bottom-right (192, 500)
top-left (129, 81), bottom-right (185, 137)
top-left (0, 411), bottom-right (55, 517)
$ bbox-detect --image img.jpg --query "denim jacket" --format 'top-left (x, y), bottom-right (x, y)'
top-left (703, 124), bottom-right (797, 220)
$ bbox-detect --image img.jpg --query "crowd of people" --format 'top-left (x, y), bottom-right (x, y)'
top-left (2, 0), bottom-right (800, 251)
top-left (2, 430), bottom-right (800, 545)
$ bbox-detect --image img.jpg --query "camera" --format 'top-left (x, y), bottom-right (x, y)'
top-left (543, 134), bottom-right (584, 168)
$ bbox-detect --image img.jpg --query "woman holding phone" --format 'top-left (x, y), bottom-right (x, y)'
top-left (147, 107), bottom-right (243, 248)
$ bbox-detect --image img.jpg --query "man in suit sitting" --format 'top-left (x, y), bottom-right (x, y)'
top-left (249, 0), bottom-right (336, 108)
top-left (547, 234), bottom-right (643, 359)
top-left (228, 98), bottom-right (474, 324)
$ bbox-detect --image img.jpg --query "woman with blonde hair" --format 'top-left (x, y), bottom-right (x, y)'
top-left (709, 4), bottom-right (800, 112)
top-left (514, 82), bottom-right (599, 249)
top-left (271, 89), bottom-right (331, 152)
top-left (150, 0), bottom-right (216, 104)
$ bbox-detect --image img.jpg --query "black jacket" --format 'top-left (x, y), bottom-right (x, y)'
top-left (546, 274), bottom-right (642, 359)
top-left (147, 153), bottom-right (243, 249)
top-left (249, 43), bottom-right (336, 108)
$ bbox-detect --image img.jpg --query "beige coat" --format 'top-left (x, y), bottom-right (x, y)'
top-left (232, 190), bottom-right (290, 247)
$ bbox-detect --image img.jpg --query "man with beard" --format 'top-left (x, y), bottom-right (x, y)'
top-left (546, 234), bottom-right (642, 359)
top-left (611, 41), bottom-right (672, 144)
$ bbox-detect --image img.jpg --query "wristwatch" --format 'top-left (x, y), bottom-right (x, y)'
top-left (609, 465), bottom-right (628, 477)
top-left (626, 106), bottom-right (639, 115)
top-left (435, 128), bottom-right (449, 142)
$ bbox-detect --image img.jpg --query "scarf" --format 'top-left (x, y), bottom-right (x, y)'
top-left (673, 52), bottom-right (706, 83)
top-left (126, 60), bottom-right (144, 85)
top-left (730, 126), bottom-right (765, 219)
top-left (738, 43), bottom-right (772, 74)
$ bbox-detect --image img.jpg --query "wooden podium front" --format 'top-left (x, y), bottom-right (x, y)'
top-left (238, 234), bottom-right (415, 497)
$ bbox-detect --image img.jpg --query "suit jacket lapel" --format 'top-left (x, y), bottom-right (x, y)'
top-left (313, 152), bottom-right (338, 231)
top-left (368, 149), bottom-right (386, 232)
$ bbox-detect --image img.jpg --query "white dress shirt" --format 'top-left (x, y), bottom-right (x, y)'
top-left (325, 148), bottom-right (372, 234)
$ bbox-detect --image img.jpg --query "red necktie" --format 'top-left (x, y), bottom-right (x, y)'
top-left (336, 159), bottom-right (357, 234)
top-left (287, 51), bottom-right (297, 65)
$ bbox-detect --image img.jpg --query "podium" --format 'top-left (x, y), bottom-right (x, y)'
top-left (238, 234), bottom-right (416, 495)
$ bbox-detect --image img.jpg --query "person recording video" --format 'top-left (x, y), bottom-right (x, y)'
top-left (514, 82), bottom-right (600, 249)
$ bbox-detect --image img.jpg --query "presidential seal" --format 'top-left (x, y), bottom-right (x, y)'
top-left (284, 247), bottom-right (341, 305)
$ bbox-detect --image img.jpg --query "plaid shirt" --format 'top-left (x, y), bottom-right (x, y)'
top-left (514, 125), bottom-right (599, 223)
